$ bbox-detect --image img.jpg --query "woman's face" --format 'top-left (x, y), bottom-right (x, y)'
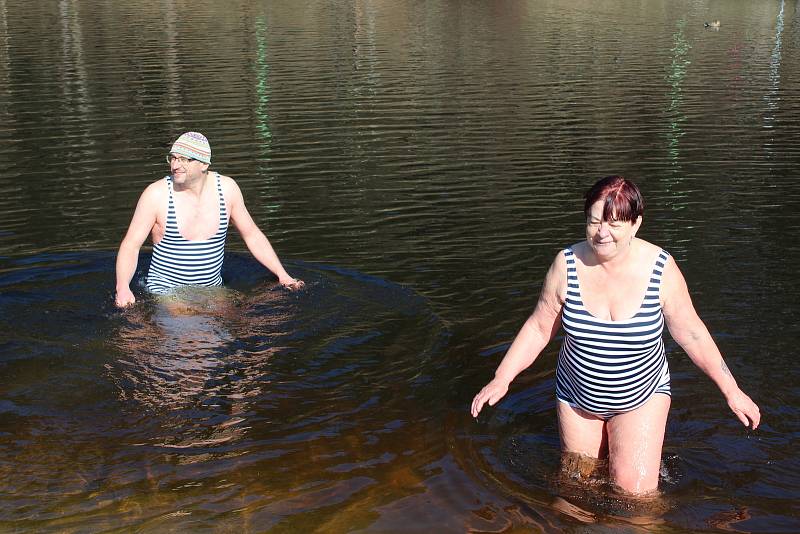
top-left (585, 199), bottom-right (642, 259)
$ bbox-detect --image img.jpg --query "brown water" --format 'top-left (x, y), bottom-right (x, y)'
top-left (1, 0), bottom-right (798, 532)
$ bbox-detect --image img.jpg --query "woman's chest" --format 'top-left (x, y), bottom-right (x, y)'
top-left (576, 267), bottom-right (653, 321)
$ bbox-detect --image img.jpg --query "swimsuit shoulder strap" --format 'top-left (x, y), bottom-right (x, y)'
top-left (165, 175), bottom-right (174, 204)
top-left (214, 172), bottom-right (222, 193)
top-left (650, 249), bottom-right (670, 285)
top-left (563, 247), bottom-right (581, 302)
top-left (214, 172), bottom-right (228, 227)
top-left (164, 176), bottom-right (177, 228)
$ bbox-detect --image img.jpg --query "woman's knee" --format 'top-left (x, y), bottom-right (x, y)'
top-left (609, 461), bottom-right (660, 494)
top-left (607, 395), bottom-right (670, 494)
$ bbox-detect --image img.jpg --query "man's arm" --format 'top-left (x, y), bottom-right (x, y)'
top-left (115, 183), bottom-right (160, 307)
top-left (226, 177), bottom-right (303, 289)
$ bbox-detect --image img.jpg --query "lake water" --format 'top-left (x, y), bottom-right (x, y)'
top-left (1, 0), bottom-right (799, 532)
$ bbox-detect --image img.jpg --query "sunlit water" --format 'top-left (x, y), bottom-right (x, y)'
top-left (1, 0), bottom-right (799, 532)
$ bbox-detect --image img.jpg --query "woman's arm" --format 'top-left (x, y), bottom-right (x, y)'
top-left (661, 257), bottom-right (760, 429)
top-left (471, 252), bottom-right (566, 417)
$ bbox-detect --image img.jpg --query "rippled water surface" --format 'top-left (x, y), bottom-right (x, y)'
top-left (1, 0), bottom-right (799, 532)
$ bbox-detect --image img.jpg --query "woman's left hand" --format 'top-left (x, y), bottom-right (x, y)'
top-left (727, 388), bottom-right (761, 430)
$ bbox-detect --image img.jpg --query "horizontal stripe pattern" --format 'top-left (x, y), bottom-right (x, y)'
top-left (146, 174), bottom-right (228, 294)
top-left (556, 247), bottom-right (671, 418)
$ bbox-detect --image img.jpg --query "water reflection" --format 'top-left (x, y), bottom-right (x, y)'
top-left (764, 0), bottom-right (785, 133)
top-left (665, 18), bottom-right (689, 167)
top-left (163, 0), bottom-right (181, 115)
top-left (0, 0), bottom-right (8, 107)
top-left (58, 0), bottom-right (89, 117)
top-left (110, 287), bottom-right (274, 451)
top-left (254, 15), bottom-right (272, 146)
top-left (0, 252), bottom-right (452, 529)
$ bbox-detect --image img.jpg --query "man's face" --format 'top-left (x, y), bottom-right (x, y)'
top-left (167, 153), bottom-right (207, 183)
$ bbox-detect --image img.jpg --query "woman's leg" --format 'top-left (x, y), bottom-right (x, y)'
top-left (557, 401), bottom-right (608, 477)
top-left (606, 393), bottom-right (671, 494)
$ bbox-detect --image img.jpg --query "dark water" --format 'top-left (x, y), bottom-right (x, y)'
top-left (1, 0), bottom-right (799, 531)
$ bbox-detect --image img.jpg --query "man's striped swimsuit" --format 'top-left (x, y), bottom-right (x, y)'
top-left (556, 247), bottom-right (671, 419)
top-left (146, 173), bottom-right (228, 294)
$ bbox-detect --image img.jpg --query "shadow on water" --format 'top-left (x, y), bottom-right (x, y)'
top-left (0, 251), bottom-right (450, 530)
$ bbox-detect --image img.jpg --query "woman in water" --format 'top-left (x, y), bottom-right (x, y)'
top-left (470, 175), bottom-right (760, 495)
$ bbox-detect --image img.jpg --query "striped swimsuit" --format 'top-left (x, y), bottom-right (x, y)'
top-left (556, 247), bottom-right (671, 419)
top-left (146, 173), bottom-right (229, 294)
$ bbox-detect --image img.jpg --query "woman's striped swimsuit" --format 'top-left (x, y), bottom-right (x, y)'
top-left (556, 247), bottom-right (671, 419)
top-left (146, 173), bottom-right (229, 294)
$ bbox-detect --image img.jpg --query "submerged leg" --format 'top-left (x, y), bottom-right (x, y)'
top-left (606, 393), bottom-right (671, 495)
top-left (557, 400), bottom-right (608, 479)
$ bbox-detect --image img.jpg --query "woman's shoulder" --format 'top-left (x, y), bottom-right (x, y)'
top-left (636, 239), bottom-right (669, 258)
top-left (565, 241), bottom-right (593, 263)
top-left (633, 240), bottom-right (675, 277)
top-left (547, 247), bottom-right (570, 275)
top-left (636, 238), bottom-right (658, 250)
top-left (565, 241), bottom-right (586, 254)
top-left (540, 248), bottom-right (570, 301)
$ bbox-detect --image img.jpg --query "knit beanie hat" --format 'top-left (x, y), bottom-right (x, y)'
top-left (170, 132), bottom-right (211, 164)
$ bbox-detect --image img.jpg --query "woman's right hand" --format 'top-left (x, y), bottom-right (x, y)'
top-left (471, 378), bottom-right (510, 418)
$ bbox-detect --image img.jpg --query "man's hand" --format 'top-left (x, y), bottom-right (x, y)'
top-left (279, 276), bottom-right (305, 291)
top-left (115, 287), bottom-right (136, 307)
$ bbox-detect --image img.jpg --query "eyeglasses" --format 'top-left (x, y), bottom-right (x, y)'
top-left (166, 154), bottom-right (196, 165)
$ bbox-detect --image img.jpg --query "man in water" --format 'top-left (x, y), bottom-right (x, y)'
top-left (114, 131), bottom-right (303, 307)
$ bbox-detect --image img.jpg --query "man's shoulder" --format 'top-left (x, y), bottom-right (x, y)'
top-left (145, 176), bottom-right (169, 186)
top-left (140, 177), bottom-right (169, 201)
top-left (215, 173), bottom-right (242, 197)
top-left (215, 173), bottom-right (236, 186)
top-left (145, 176), bottom-right (169, 189)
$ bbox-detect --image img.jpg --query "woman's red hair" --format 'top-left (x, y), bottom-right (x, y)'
top-left (584, 175), bottom-right (644, 222)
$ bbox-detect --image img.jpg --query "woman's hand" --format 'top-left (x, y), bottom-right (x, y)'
top-left (727, 388), bottom-right (761, 430)
top-left (471, 378), bottom-right (510, 418)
